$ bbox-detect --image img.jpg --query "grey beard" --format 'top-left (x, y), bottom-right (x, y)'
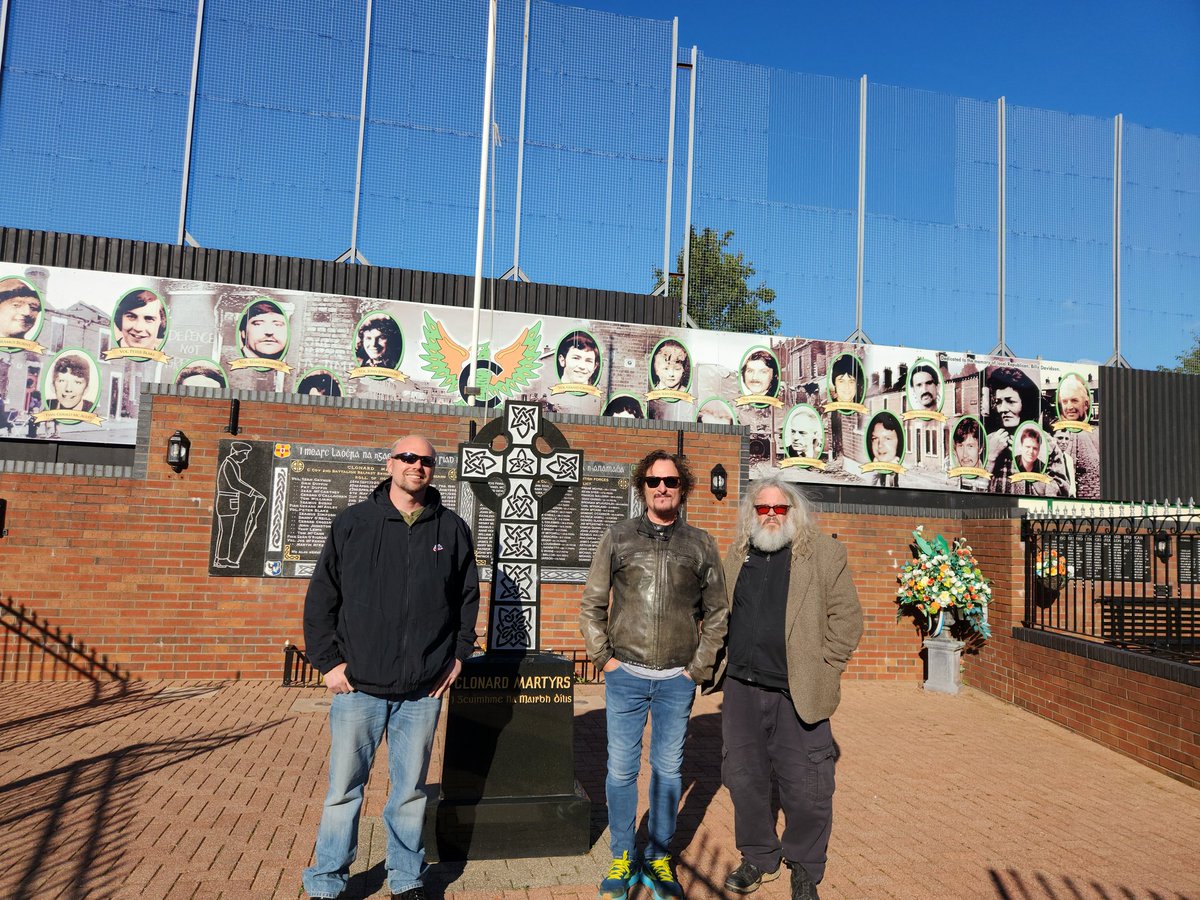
top-left (750, 517), bottom-right (796, 553)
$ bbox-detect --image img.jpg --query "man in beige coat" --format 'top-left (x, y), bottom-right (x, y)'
top-left (719, 476), bottom-right (863, 900)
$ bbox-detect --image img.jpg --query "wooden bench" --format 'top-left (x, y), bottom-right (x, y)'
top-left (1097, 595), bottom-right (1200, 653)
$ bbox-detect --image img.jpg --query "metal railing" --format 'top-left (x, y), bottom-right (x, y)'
top-left (1022, 512), bottom-right (1200, 664)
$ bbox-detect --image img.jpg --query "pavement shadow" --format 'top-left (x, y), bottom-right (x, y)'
top-left (989, 868), bottom-right (1185, 899)
top-left (0, 717), bottom-right (287, 900)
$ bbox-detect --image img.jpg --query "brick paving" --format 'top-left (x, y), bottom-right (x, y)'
top-left (1, 679), bottom-right (1197, 899)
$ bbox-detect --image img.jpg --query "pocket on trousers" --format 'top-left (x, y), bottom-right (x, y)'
top-left (804, 743), bottom-right (838, 808)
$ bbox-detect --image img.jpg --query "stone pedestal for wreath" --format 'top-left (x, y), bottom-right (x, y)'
top-left (923, 611), bottom-right (965, 695)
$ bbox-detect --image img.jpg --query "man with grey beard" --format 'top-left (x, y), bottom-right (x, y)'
top-left (718, 476), bottom-right (863, 900)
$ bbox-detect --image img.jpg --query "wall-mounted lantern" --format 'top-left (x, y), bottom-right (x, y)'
top-left (166, 430), bottom-right (192, 473)
top-left (710, 464), bottom-right (728, 501)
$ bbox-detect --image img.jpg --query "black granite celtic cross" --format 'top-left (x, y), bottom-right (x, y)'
top-left (458, 401), bottom-right (582, 651)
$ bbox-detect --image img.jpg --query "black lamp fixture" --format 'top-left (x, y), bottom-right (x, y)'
top-left (166, 430), bottom-right (192, 473)
top-left (0, 498), bottom-right (8, 538)
top-left (1153, 530), bottom-right (1172, 562)
top-left (710, 463), bottom-right (728, 501)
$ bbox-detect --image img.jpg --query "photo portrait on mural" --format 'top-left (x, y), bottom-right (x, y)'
top-left (696, 397), bottom-right (737, 426)
top-left (0, 276), bottom-right (43, 345)
top-left (237, 297), bottom-right (290, 364)
top-left (602, 394), bottom-right (645, 419)
top-left (353, 311), bottom-right (404, 371)
top-left (827, 351), bottom-right (866, 412)
top-left (296, 369), bottom-right (343, 398)
top-left (647, 337), bottom-right (693, 399)
top-left (42, 349), bottom-right (101, 427)
top-left (1055, 372), bottom-right (1093, 428)
top-left (554, 329), bottom-right (602, 390)
top-left (906, 359), bottom-right (943, 416)
top-left (738, 347), bottom-right (780, 401)
top-left (111, 288), bottom-right (169, 356)
top-left (777, 403), bottom-right (825, 468)
top-left (176, 359), bottom-right (228, 390)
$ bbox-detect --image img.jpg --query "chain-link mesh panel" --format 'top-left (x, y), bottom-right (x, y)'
top-left (689, 57), bottom-right (859, 339)
top-left (518, 0), bottom-right (671, 293)
top-left (864, 84), bottom-right (997, 353)
top-left (358, 1), bottom-right (487, 273)
top-left (1121, 123), bottom-right (1200, 373)
top-left (184, 0), bottom-right (362, 259)
top-left (0, 0), bottom-right (194, 243)
top-left (1005, 105), bottom-right (1114, 363)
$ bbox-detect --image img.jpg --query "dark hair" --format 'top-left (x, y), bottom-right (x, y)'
top-left (953, 417), bottom-right (983, 445)
top-left (114, 289), bottom-right (167, 339)
top-left (0, 278), bottom-right (40, 306)
top-left (556, 331), bottom-right (601, 384)
top-left (355, 313), bottom-right (403, 367)
top-left (239, 299), bottom-right (284, 333)
top-left (985, 366), bottom-right (1040, 430)
top-left (866, 412), bottom-right (903, 461)
top-left (176, 361), bottom-right (227, 389)
top-left (633, 449), bottom-right (696, 504)
top-left (52, 353), bottom-right (90, 383)
top-left (830, 353), bottom-right (864, 401)
top-left (741, 349), bottom-right (780, 396)
top-left (603, 395), bottom-right (644, 418)
top-left (651, 339), bottom-right (690, 390)
top-left (910, 363), bottom-right (938, 386)
top-left (1017, 424), bottom-right (1042, 446)
top-left (297, 371), bottom-right (342, 397)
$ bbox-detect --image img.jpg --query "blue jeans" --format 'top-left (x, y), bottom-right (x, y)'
top-left (303, 690), bottom-right (442, 898)
top-left (604, 664), bottom-right (696, 860)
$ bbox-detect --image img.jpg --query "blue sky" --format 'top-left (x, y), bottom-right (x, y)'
top-left (581, 0), bottom-right (1200, 136)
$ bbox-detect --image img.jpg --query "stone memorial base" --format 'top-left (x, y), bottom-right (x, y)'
top-left (425, 652), bottom-right (590, 861)
top-left (923, 632), bottom-right (965, 694)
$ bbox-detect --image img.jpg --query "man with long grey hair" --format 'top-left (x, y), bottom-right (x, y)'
top-left (719, 476), bottom-right (863, 900)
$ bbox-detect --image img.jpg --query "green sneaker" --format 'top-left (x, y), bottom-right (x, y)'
top-left (598, 851), bottom-right (639, 900)
top-left (640, 854), bottom-right (683, 899)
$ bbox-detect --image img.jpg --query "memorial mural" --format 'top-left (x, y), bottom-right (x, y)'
top-left (1, 263), bottom-right (1101, 498)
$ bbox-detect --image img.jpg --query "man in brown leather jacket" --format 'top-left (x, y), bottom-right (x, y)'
top-left (580, 449), bottom-right (728, 900)
top-left (719, 475), bottom-right (862, 900)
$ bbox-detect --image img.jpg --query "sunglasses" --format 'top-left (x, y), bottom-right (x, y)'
top-left (644, 476), bottom-right (681, 489)
top-left (391, 451), bottom-right (436, 468)
top-left (754, 504), bottom-right (790, 516)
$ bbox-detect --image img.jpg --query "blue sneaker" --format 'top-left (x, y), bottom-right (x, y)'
top-left (640, 854), bottom-right (683, 899)
top-left (598, 851), bottom-right (639, 900)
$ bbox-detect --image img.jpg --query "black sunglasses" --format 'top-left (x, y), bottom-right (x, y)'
top-left (644, 476), bottom-right (681, 489)
top-left (391, 451), bottom-right (436, 468)
top-left (754, 504), bottom-right (790, 516)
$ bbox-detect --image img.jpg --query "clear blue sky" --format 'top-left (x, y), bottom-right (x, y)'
top-left (582, 0), bottom-right (1200, 136)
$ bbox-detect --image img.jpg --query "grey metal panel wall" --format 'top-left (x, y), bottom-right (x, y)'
top-left (0, 228), bottom-right (676, 327)
top-left (1101, 367), bottom-right (1200, 502)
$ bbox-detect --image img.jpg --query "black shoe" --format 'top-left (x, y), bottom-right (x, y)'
top-left (392, 887), bottom-right (427, 900)
top-left (785, 860), bottom-right (820, 900)
top-left (725, 858), bottom-right (781, 894)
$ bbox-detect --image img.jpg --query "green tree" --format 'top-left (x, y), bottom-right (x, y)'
top-left (654, 227), bottom-right (780, 335)
top-left (1161, 331), bottom-right (1200, 375)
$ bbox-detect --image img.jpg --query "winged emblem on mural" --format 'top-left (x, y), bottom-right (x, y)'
top-left (420, 311), bottom-right (542, 407)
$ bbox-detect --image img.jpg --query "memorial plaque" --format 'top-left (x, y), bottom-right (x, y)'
top-left (207, 438), bottom-right (628, 580)
top-left (1178, 537), bottom-right (1200, 584)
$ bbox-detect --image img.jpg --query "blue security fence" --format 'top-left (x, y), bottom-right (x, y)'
top-left (0, 0), bottom-right (1196, 371)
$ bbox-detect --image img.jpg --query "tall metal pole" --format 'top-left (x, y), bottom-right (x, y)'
top-left (0, 0), bottom-right (11, 92)
top-left (680, 46), bottom-right (698, 327)
top-left (465, 0), bottom-right (498, 400)
top-left (347, 0), bottom-right (373, 265)
top-left (992, 96), bottom-right (1013, 357)
top-left (177, 0), bottom-right (205, 246)
top-left (654, 18), bottom-right (679, 296)
top-left (848, 74), bottom-right (869, 343)
top-left (504, 0), bottom-right (531, 282)
top-left (1108, 113), bottom-right (1128, 367)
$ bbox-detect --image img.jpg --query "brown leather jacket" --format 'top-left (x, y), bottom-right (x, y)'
top-left (580, 515), bottom-right (729, 683)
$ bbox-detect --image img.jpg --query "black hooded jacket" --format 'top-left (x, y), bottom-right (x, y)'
top-left (303, 480), bottom-right (480, 695)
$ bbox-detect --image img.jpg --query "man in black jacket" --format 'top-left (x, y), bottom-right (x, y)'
top-left (302, 435), bottom-right (480, 900)
top-left (580, 449), bottom-right (729, 900)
